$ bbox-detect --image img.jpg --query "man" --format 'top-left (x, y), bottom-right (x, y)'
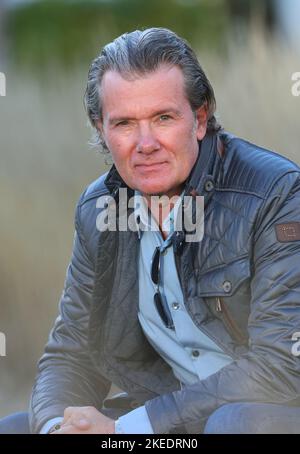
top-left (1, 27), bottom-right (300, 434)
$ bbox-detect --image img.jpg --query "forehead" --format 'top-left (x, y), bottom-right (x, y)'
top-left (101, 64), bottom-right (185, 91)
top-left (100, 65), bottom-right (188, 116)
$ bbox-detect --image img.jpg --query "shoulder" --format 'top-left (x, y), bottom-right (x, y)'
top-left (78, 172), bottom-right (110, 207)
top-left (220, 132), bottom-right (300, 198)
top-left (74, 171), bottom-right (111, 264)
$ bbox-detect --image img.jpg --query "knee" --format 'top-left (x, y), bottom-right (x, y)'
top-left (204, 403), bottom-right (261, 434)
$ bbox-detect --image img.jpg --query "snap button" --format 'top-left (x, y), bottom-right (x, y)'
top-left (204, 180), bottom-right (214, 192)
top-left (192, 350), bottom-right (200, 358)
top-left (222, 280), bottom-right (232, 293)
top-left (172, 302), bottom-right (180, 310)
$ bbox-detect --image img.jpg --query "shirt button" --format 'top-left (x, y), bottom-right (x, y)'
top-left (192, 350), bottom-right (200, 358)
top-left (222, 280), bottom-right (232, 293)
top-left (172, 302), bottom-right (180, 310)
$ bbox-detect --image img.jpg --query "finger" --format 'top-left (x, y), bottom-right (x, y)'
top-left (63, 406), bottom-right (77, 419)
top-left (73, 418), bottom-right (91, 430)
top-left (62, 406), bottom-right (82, 424)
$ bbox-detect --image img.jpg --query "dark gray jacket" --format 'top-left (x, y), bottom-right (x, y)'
top-left (29, 132), bottom-right (300, 434)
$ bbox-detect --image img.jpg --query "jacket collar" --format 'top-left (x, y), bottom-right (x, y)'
top-left (183, 131), bottom-right (221, 198)
top-left (104, 164), bottom-right (127, 197)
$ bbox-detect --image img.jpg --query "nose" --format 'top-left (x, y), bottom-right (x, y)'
top-left (136, 123), bottom-right (160, 154)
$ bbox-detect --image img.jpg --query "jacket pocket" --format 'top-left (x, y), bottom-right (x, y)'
top-left (214, 296), bottom-right (248, 345)
top-left (196, 256), bottom-right (251, 345)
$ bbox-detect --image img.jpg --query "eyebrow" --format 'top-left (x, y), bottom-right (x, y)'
top-left (108, 108), bottom-right (182, 125)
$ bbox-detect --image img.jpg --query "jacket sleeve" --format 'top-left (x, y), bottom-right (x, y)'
top-left (145, 171), bottom-right (300, 434)
top-left (29, 191), bottom-right (111, 434)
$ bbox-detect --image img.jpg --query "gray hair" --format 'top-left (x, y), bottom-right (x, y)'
top-left (84, 27), bottom-right (221, 153)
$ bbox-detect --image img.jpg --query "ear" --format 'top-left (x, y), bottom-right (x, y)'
top-left (195, 103), bottom-right (208, 141)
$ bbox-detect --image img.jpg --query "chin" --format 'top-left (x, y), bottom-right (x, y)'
top-left (138, 184), bottom-right (170, 196)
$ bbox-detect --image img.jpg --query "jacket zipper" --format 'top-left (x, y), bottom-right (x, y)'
top-left (215, 297), bottom-right (247, 345)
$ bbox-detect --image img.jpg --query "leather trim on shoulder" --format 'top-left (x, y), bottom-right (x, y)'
top-left (219, 132), bottom-right (300, 197)
top-left (78, 171), bottom-right (110, 207)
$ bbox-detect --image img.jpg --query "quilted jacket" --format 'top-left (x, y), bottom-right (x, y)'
top-left (29, 131), bottom-right (300, 433)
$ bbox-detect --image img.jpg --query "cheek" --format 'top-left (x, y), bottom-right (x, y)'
top-left (107, 136), bottom-right (130, 162)
top-left (106, 135), bottom-right (122, 153)
top-left (109, 131), bottom-right (134, 153)
top-left (110, 146), bottom-right (134, 180)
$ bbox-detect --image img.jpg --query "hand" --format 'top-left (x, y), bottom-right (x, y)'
top-left (51, 406), bottom-right (115, 434)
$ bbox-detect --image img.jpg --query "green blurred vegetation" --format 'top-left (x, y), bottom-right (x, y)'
top-left (8, 0), bottom-right (230, 70)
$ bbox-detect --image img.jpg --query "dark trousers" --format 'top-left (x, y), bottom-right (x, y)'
top-left (1, 403), bottom-right (300, 434)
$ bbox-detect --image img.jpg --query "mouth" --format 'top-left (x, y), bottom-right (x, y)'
top-left (135, 161), bottom-right (168, 172)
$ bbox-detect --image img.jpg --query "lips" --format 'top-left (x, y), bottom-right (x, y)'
top-left (135, 161), bottom-right (168, 171)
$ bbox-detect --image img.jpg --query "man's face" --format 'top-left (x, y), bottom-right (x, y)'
top-left (98, 65), bottom-right (207, 197)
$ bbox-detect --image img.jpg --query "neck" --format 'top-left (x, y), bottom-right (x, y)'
top-left (143, 189), bottom-right (182, 238)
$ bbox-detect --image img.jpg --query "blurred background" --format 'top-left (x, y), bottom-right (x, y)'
top-left (0, 0), bottom-right (299, 418)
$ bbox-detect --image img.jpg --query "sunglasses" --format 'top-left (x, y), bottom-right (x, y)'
top-left (151, 246), bottom-right (175, 330)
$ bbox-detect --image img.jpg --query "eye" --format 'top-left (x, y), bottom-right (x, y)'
top-left (159, 114), bottom-right (171, 121)
top-left (115, 120), bottom-right (130, 127)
